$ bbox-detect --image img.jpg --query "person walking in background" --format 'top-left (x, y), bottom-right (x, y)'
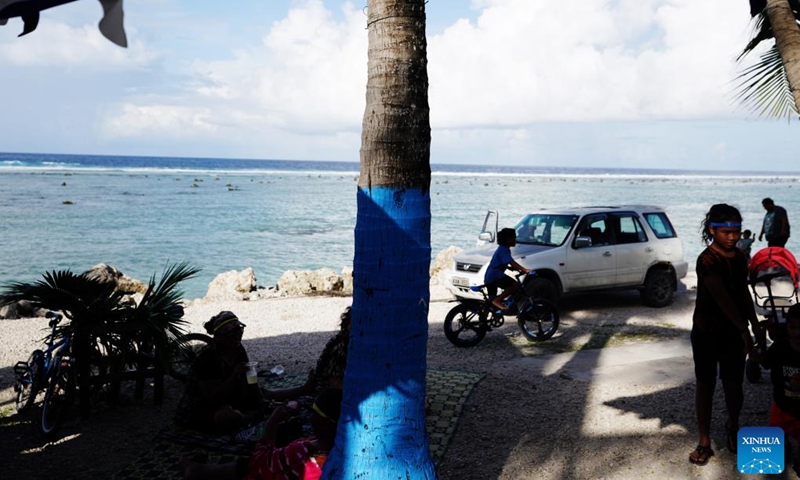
top-left (736, 229), bottom-right (754, 263)
top-left (759, 198), bottom-right (791, 248)
top-left (689, 204), bottom-right (764, 466)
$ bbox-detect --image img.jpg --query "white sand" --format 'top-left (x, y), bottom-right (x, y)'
top-left (0, 274), bottom-right (782, 479)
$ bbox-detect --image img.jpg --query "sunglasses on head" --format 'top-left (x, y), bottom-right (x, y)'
top-left (216, 322), bottom-right (246, 336)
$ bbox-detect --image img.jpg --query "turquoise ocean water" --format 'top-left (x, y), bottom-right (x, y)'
top-left (1, 152), bottom-right (798, 300)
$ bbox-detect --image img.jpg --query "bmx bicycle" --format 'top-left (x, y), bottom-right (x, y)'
top-left (443, 272), bottom-right (559, 347)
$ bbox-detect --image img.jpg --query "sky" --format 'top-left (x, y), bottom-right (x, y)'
top-left (0, 0), bottom-right (798, 171)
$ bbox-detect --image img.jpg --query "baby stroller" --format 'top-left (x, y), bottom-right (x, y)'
top-left (745, 247), bottom-right (799, 383)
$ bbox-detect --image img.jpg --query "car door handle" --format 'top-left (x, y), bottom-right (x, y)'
top-left (645, 247), bottom-right (653, 253)
top-left (603, 251), bottom-right (613, 257)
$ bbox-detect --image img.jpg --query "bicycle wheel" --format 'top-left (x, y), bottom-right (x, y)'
top-left (444, 303), bottom-right (487, 347)
top-left (168, 333), bottom-right (212, 382)
top-left (15, 350), bottom-right (44, 414)
top-left (517, 299), bottom-right (559, 342)
top-left (40, 360), bottom-right (75, 436)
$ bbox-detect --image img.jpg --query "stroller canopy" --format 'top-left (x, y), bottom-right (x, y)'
top-left (749, 247), bottom-right (799, 287)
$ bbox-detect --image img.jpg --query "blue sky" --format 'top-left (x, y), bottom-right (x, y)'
top-left (1, 0), bottom-right (797, 171)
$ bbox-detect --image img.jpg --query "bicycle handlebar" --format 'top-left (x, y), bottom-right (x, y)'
top-left (46, 311), bottom-right (63, 328)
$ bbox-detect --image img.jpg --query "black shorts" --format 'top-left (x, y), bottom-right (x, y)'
top-left (485, 275), bottom-right (515, 297)
top-left (690, 327), bottom-right (746, 384)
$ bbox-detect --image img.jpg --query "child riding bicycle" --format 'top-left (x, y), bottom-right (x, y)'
top-left (485, 228), bottom-right (530, 310)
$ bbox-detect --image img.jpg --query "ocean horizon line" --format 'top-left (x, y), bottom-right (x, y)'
top-left (2, 151), bottom-right (800, 178)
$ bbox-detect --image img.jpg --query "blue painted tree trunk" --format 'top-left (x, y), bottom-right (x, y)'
top-left (322, 187), bottom-right (436, 478)
top-left (321, 0), bottom-right (436, 478)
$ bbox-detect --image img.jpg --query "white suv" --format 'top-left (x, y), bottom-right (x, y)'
top-left (442, 206), bottom-right (689, 307)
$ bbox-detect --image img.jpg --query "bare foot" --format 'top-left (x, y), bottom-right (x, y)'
top-left (492, 299), bottom-right (508, 310)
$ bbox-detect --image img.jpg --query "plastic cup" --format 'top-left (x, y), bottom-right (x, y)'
top-left (245, 362), bottom-right (258, 385)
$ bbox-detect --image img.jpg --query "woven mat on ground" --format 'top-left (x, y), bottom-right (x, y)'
top-left (112, 440), bottom-right (243, 480)
top-left (424, 369), bottom-right (484, 464)
top-left (115, 369), bottom-right (482, 479)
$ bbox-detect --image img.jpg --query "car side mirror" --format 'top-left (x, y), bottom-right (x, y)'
top-left (574, 236), bottom-right (592, 248)
top-left (478, 231), bottom-right (495, 243)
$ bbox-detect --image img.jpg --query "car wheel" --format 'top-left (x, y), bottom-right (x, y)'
top-left (524, 277), bottom-right (559, 304)
top-left (642, 269), bottom-right (674, 307)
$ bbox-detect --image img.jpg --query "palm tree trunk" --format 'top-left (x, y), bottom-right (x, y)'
top-left (765, 0), bottom-right (800, 111)
top-left (321, 0), bottom-right (435, 478)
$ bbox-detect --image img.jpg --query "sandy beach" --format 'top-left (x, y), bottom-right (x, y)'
top-left (0, 274), bottom-right (786, 480)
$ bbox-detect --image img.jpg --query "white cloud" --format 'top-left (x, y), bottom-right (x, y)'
top-left (103, 104), bottom-right (216, 137)
top-left (0, 20), bottom-right (156, 68)
top-left (428, 0), bottom-right (754, 127)
top-left (78, 0), bottom-right (784, 169)
top-left (103, 0), bottom-right (366, 142)
top-left (101, 0), bottom-right (757, 143)
top-left (252, 0), bottom-right (366, 131)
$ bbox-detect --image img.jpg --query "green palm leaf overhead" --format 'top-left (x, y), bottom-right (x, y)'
top-left (735, 0), bottom-right (800, 119)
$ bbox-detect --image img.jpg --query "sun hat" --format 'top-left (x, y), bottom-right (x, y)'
top-left (204, 311), bottom-right (245, 335)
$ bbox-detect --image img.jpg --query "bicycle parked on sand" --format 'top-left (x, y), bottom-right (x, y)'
top-left (14, 311), bottom-right (211, 435)
top-left (14, 311), bottom-right (75, 435)
top-left (444, 272), bottom-right (559, 347)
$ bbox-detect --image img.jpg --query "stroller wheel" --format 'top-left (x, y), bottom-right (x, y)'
top-left (745, 356), bottom-right (762, 383)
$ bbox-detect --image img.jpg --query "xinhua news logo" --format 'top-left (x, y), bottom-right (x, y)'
top-left (738, 426), bottom-right (784, 474)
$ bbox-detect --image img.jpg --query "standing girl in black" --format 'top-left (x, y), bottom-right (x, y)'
top-left (689, 204), bottom-right (763, 465)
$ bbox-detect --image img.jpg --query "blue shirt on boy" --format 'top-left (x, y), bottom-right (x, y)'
top-left (485, 245), bottom-right (513, 284)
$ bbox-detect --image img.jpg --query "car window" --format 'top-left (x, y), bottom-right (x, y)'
top-left (614, 214), bottom-right (647, 244)
top-left (575, 214), bottom-right (611, 247)
top-left (515, 214), bottom-right (578, 247)
top-left (644, 212), bottom-right (677, 239)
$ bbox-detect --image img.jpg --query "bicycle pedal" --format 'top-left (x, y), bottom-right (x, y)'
top-left (13, 361), bottom-right (28, 376)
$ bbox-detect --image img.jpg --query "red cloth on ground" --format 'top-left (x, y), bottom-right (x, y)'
top-left (246, 436), bottom-right (326, 480)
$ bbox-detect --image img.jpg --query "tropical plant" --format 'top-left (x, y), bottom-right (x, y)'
top-left (129, 262), bottom-right (200, 367)
top-left (0, 262), bottom-right (199, 371)
top-left (321, 0), bottom-right (437, 478)
top-left (735, 0), bottom-right (800, 118)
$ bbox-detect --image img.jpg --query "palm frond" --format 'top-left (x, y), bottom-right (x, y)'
top-left (733, 45), bottom-right (798, 119)
top-left (133, 262), bottom-right (201, 368)
top-left (738, 12), bottom-right (772, 61)
top-left (1, 269), bottom-right (123, 321)
top-left (136, 262), bottom-right (200, 335)
top-left (741, 0), bottom-right (800, 60)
